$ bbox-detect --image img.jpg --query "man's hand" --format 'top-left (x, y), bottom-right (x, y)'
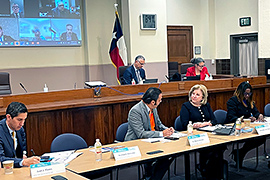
top-left (257, 114), bottom-right (265, 122)
top-left (250, 116), bottom-right (256, 122)
top-left (22, 156), bottom-right (40, 167)
top-left (163, 127), bottom-right (174, 137)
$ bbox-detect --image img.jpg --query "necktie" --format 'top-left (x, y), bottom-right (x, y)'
top-left (15, 13), bottom-right (18, 18)
top-left (149, 111), bottom-right (155, 131)
top-left (136, 70), bottom-right (140, 82)
top-left (11, 131), bottom-right (16, 150)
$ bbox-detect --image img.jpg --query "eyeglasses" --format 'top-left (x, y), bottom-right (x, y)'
top-left (244, 92), bottom-right (252, 96)
top-left (197, 64), bottom-right (205, 68)
top-left (12, 6), bottom-right (19, 9)
top-left (137, 61), bottom-right (145, 65)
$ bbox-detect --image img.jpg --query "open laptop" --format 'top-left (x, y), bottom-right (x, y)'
top-left (183, 75), bottom-right (200, 81)
top-left (214, 123), bottom-right (236, 135)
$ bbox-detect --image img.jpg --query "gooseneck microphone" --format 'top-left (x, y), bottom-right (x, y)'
top-left (19, 82), bottom-right (28, 93)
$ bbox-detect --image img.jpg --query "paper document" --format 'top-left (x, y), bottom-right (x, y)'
top-left (42, 150), bottom-right (82, 165)
top-left (170, 132), bottom-right (187, 138)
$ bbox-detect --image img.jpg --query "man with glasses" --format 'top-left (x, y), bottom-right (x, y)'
top-left (125, 87), bottom-right (174, 179)
top-left (11, 3), bottom-right (24, 18)
top-left (186, 57), bottom-right (210, 80)
top-left (51, 2), bottom-right (70, 18)
top-left (123, 55), bottom-right (146, 84)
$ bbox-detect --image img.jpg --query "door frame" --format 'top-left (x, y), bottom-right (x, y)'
top-left (230, 33), bottom-right (258, 75)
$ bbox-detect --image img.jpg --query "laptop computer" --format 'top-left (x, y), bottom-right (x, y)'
top-left (214, 123), bottom-right (236, 135)
top-left (183, 75), bottom-right (200, 81)
top-left (143, 79), bottom-right (158, 84)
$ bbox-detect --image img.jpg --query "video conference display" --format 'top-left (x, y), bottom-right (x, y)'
top-left (0, 0), bottom-right (82, 47)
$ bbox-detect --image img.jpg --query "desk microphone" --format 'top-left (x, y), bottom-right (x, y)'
top-left (19, 82), bottom-right (28, 93)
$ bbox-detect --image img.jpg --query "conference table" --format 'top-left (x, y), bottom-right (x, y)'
top-left (0, 168), bottom-right (88, 180)
top-left (66, 123), bottom-right (268, 180)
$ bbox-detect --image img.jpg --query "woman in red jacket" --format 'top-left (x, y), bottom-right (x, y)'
top-left (186, 57), bottom-right (210, 80)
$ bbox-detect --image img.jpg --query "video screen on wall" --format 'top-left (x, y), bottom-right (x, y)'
top-left (0, 0), bottom-right (82, 47)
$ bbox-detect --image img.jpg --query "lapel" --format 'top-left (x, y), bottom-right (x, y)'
top-left (1, 119), bottom-right (16, 156)
top-left (140, 101), bottom-right (151, 130)
top-left (131, 67), bottom-right (138, 83)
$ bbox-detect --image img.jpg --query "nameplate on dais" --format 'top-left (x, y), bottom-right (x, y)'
top-left (30, 162), bottom-right (65, 178)
top-left (254, 125), bottom-right (270, 135)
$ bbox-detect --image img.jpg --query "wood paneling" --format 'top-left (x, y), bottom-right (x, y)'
top-left (0, 77), bottom-right (269, 155)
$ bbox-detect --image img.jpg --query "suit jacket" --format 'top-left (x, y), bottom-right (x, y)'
top-left (0, 119), bottom-right (26, 168)
top-left (186, 66), bottom-right (210, 80)
top-left (124, 101), bottom-right (167, 141)
top-left (11, 12), bottom-right (24, 18)
top-left (0, 35), bottom-right (15, 42)
top-left (122, 65), bottom-right (146, 84)
top-left (60, 32), bottom-right (78, 41)
top-left (226, 96), bottom-right (260, 124)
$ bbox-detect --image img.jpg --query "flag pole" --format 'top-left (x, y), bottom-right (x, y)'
top-left (114, 3), bottom-right (119, 15)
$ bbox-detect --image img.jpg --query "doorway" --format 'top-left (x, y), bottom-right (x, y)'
top-left (230, 33), bottom-right (258, 76)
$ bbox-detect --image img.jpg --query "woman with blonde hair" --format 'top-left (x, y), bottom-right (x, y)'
top-left (180, 84), bottom-right (217, 129)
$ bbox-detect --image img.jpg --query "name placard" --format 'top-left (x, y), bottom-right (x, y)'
top-left (112, 146), bottom-right (141, 161)
top-left (187, 133), bottom-right (210, 146)
top-left (254, 125), bottom-right (270, 135)
top-left (30, 162), bottom-right (65, 178)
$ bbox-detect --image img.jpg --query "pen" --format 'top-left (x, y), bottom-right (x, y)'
top-left (151, 140), bottom-right (160, 143)
top-left (31, 149), bottom-right (36, 156)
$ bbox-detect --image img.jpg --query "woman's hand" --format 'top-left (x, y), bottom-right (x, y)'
top-left (249, 116), bottom-right (256, 122)
top-left (193, 122), bottom-right (212, 129)
top-left (257, 114), bottom-right (265, 122)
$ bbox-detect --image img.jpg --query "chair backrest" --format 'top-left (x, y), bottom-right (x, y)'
top-left (50, 133), bottom-right (87, 152)
top-left (174, 116), bottom-right (185, 131)
top-left (115, 122), bottom-right (128, 142)
top-left (213, 109), bottom-right (227, 124)
top-left (168, 62), bottom-right (179, 77)
top-left (0, 72), bottom-right (12, 95)
top-left (119, 66), bottom-right (129, 85)
top-left (180, 63), bottom-right (193, 74)
top-left (264, 103), bottom-right (270, 116)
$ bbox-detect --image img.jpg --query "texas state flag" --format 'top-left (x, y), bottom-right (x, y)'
top-left (109, 11), bottom-right (127, 82)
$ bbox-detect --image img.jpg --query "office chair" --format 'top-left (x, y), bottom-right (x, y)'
top-left (180, 63), bottom-right (193, 80)
top-left (118, 66), bottom-right (129, 85)
top-left (168, 62), bottom-right (179, 78)
top-left (50, 133), bottom-right (87, 152)
top-left (213, 109), bottom-right (227, 124)
top-left (115, 122), bottom-right (128, 142)
top-left (0, 72), bottom-right (12, 95)
top-left (174, 116), bottom-right (185, 131)
top-left (265, 103), bottom-right (270, 116)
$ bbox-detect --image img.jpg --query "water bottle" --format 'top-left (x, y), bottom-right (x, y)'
top-left (43, 84), bottom-right (48, 92)
top-left (187, 121), bottom-right (193, 135)
top-left (94, 139), bottom-right (102, 161)
top-left (131, 79), bottom-right (136, 85)
top-left (235, 118), bottom-right (242, 136)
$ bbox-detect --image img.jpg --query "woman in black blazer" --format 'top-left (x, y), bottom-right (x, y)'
top-left (226, 81), bottom-right (265, 168)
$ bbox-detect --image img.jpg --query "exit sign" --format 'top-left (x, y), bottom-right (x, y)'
top-left (240, 17), bottom-right (251, 27)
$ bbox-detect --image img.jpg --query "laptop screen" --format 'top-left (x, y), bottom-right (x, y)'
top-left (183, 75), bottom-right (200, 81)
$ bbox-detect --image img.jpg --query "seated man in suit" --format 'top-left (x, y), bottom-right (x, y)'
top-left (125, 87), bottom-right (174, 180)
top-left (123, 55), bottom-right (146, 84)
top-left (0, 102), bottom-right (40, 168)
top-left (60, 24), bottom-right (79, 41)
top-left (11, 3), bottom-right (24, 18)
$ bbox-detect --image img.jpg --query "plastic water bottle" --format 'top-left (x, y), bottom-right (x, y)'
top-left (43, 84), bottom-right (48, 92)
top-left (209, 74), bottom-right (213, 80)
top-left (94, 139), bottom-right (102, 161)
top-left (187, 121), bottom-right (193, 135)
top-left (235, 118), bottom-right (242, 136)
top-left (131, 79), bottom-right (136, 85)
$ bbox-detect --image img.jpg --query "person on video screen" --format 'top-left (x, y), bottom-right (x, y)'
top-left (32, 28), bottom-right (46, 41)
top-left (11, 3), bottom-right (24, 18)
top-left (60, 24), bottom-right (78, 41)
top-left (51, 2), bottom-right (70, 18)
top-left (0, 26), bottom-right (15, 41)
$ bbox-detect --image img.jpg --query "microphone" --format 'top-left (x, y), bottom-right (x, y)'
top-left (19, 82), bottom-right (28, 93)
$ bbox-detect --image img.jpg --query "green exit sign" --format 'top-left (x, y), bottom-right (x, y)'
top-left (240, 17), bottom-right (251, 27)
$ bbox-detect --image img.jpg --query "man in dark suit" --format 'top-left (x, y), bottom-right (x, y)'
top-left (0, 102), bottom-right (40, 168)
top-left (123, 55), bottom-right (146, 84)
top-left (11, 3), bottom-right (24, 18)
top-left (125, 87), bottom-right (174, 180)
top-left (0, 26), bottom-right (15, 41)
top-left (51, 1), bottom-right (70, 18)
top-left (60, 24), bottom-right (78, 41)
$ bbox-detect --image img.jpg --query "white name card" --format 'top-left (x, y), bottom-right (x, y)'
top-left (187, 133), bottom-right (210, 146)
top-left (30, 162), bottom-right (65, 178)
top-left (112, 146), bottom-right (141, 161)
top-left (254, 125), bottom-right (270, 135)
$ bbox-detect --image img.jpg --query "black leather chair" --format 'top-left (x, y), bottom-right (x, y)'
top-left (180, 63), bottom-right (193, 80)
top-left (118, 66), bottom-right (129, 85)
top-left (168, 62), bottom-right (179, 78)
top-left (0, 72), bottom-right (12, 95)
